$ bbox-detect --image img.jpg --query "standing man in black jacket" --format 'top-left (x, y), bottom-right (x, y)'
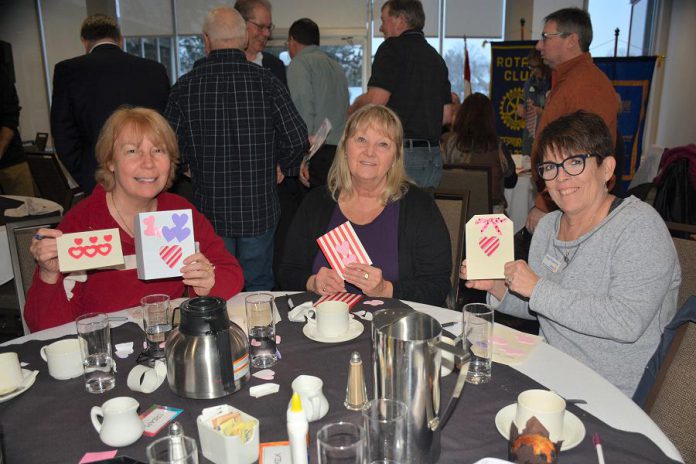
top-left (50, 14), bottom-right (170, 194)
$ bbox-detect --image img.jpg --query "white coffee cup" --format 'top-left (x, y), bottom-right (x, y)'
top-left (514, 389), bottom-right (566, 442)
top-left (0, 352), bottom-right (23, 395)
top-left (40, 338), bottom-right (84, 380)
top-left (288, 375), bottom-right (330, 422)
top-left (309, 301), bottom-right (350, 338)
top-left (91, 396), bottom-right (144, 447)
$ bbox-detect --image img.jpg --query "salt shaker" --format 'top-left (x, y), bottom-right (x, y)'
top-left (344, 351), bottom-right (368, 410)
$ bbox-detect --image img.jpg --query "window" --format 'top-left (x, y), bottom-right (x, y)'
top-left (177, 35), bottom-right (205, 77)
top-left (124, 36), bottom-right (175, 82)
top-left (588, 0), bottom-right (641, 57)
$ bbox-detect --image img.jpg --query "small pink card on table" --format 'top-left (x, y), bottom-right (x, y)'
top-left (56, 228), bottom-right (124, 273)
top-left (134, 209), bottom-right (195, 280)
top-left (315, 292), bottom-right (363, 310)
top-left (317, 221), bottom-right (372, 280)
top-left (465, 214), bottom-right (514, 280)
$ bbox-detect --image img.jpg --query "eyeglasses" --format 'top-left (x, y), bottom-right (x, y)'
top-left (540, 31), bottom-right (570, 41)
top-left (537, 154), bottom-right (599, 181)
top-left (247, 19), bottom-right (275, 32)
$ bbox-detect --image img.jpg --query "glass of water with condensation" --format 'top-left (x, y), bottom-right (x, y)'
top-left (76, 312), bottom-right (116, 393)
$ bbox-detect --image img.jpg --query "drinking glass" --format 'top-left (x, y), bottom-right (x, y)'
top-left (317, 422), bottom-right (365, 464)
top-left (362, 399), bottom-right (407, 464)
top-left (462, 303), bottom-right (494, 384)
top-left (245, 293), bottom-right (277, 368)
top-left (146, 435), bottom-right (199, 464)
top-left (76, 312), bottom-right (116, 393)
top-left (141, 294), bottom-right (172, 361)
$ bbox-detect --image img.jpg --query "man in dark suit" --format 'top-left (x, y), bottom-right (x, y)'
top-left (50, 14), bottom-right (170, 194)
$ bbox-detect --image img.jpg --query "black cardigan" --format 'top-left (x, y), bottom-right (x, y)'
top-left (278, 185), bottom-right (452, 307)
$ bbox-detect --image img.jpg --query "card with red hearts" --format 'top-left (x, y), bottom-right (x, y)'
top-left (465, 214), bottom-right (514, 280)
top-left (316, 221), bottom-right (372, 280)
top-left (56, 228), bottom-right (124, 273)
top-left (134, 209), bottom-right (195, 280)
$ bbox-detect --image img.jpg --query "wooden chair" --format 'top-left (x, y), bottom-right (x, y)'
top-left (6, 216), bottom-right (62, 334)
top-left (643, 318), bottom-right (696, 463)
top-left (439, 164), bottom-right (493, 217)
top-left (433, 189), bottom-right (470, 309)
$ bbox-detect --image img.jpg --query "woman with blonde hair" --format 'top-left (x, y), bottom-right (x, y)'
top-left (25, 107), bottom-right (244, 332)
top-left (279, 104), bottom-right (451, 305)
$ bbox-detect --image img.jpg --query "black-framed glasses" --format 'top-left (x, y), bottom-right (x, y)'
top-left (537, 154), bottom-right (599, 181)
top-left (540, 31), bottom-right (570, 41)
top-left (247, 19), bottom-right (275, 32)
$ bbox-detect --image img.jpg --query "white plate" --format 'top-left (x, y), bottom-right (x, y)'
top-left (494, 403), bottom-right (586, 451)
top-left (302, 318), bottom-right (364, 343)
top-left (0, 369), bottom-right (38, 403)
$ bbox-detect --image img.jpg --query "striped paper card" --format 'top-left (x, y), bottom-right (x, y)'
top-left (315, 292), bottom-right (363, 310)
top-left (316, 221), bottom-right (372, 279)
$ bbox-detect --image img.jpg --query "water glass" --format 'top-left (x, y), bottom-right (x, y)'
top-left (76, 312), bottom-right (116, 394)
top-left (245, 293), bottom-right (277, 368)
top-left (146, 435), bottom-right (199, 464)
top-left (362, 399), bottom-right (407, 464)
top-left (141, 294), bottom-right (172, 360)
top-left (317, 422), bottom-right (365, 464)
top-left (463, 303), bottom-right (494, 384)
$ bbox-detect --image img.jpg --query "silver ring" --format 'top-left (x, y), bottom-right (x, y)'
top-left (364, 272), bottom-right (369, 280)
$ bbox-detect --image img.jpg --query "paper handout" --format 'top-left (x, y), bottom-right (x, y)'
top-left (306, 118), bottom-right (332, 161)
top-left (134, 209), bottom-right (196, 280)
top-left (317, 221), bottom-right (372, 280)
top-left (465, 214), bottom-right (514, 280)
top-left (56, 228), bottom-right (124, 273)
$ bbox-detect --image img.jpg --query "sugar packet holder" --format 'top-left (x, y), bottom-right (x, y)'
top-left (197, 405), bottom-right (260, 464)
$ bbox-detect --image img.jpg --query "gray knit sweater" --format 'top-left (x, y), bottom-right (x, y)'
top-left (494, 196), bottom-right (681, 397)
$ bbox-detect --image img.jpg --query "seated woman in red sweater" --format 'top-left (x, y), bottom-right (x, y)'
top-left (25, 107), bottom-right (244, 332)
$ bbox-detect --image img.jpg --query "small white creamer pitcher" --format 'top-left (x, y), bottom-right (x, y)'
top-left (91, 396), bottom-right (144, 447)
top-left (289, 375), bottom-right (329, 422)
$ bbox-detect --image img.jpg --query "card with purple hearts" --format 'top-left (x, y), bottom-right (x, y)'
top-left (465, 214), bottom-right (514, 280)
top-left (56, 228), bottom-right (124, 272)
top-left (134, 209), bottom-right (195, 280)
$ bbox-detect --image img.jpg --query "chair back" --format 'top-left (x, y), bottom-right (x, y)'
top-left (644, 320), bottom-right (696, 463)
top-left (6, 216), bottom-right (61, 334)
top-left (672, 236), bottom-right (696, 309)
top-left (439, 164), bottom-right (492, 218)
top-left (434, 189), bottom-right (470, 309)
top-left (26, 152), bottom-right (83, 212)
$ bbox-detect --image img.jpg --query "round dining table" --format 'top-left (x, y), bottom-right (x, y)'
top-left (0, 291), bottom-right (683, 463)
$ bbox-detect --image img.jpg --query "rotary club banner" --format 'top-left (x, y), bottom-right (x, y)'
top-left (490, 41), bottom-right (657, 192)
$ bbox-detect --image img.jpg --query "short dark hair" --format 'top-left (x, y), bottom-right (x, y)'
top-left (289, 18), bottom-right (320, 46)
top-left (544, 7), bottom-right (593, 52)
top-left (80, 14), bottom-right (120, 42)
top-left (383, 0), bottom-right (425, 30)
top-left (535, 111), bottom-right (613, 165)
top-left (233, 0), bottom-right (272, 20)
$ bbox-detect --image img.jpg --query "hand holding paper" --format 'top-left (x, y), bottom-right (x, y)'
top-left (30, 227), bottom-right (62, 283)
top-left (316, 221), bottom-right (372, 280)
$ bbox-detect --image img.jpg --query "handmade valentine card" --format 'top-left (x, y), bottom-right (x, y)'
top-left (316, 221), bottom-right (372, 280)
top-left (134, 209), bottom-right (196, 280)
top-left (315, 292), bottom-right (363, 310)
top-left (56, 228), bottom-right (124, 273)
top-left (465, 214), bottom-right (514, 280)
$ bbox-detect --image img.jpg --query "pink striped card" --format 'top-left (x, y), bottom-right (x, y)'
top-left (465, 214), bottom-right (513, 280)
top-left (317, 221), bottom-right (372, 280)
top-left (315, 292), bottom-right (364, 310)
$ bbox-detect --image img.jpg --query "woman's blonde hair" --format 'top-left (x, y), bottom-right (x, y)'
top-left (94, 106), bottom-right (180, 191)
top-left (327, 104), bottom-right (409, 204)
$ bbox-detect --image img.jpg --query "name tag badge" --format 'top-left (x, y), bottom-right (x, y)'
top-left (542, 254), bottom-right (561, 273)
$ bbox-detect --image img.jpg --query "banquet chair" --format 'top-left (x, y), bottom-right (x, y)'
top-left (26, 152), bottom-right (84, 212)
top-left (439, 164), bottom-right (493, 217)
top-left (6, 215), bottom-right (62, 334)
top-left (672, 235), bottom-right (696, 309)
top-left (433, 189), bottom-right (470, 309)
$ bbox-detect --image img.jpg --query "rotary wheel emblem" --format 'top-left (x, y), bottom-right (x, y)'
top-left (499, 87), bottom-right (525, 131)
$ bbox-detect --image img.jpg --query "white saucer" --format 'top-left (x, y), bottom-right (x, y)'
top-left (303, 319), bottom-right (364, 343)
top-left (0, 369), bottom-right (38, 403)
top-left (494, 403), bottom-right (586, 451)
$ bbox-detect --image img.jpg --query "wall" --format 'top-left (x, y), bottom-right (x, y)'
top-left (654, 0), bottom-right (696, 147)
top-left (505, 0), bottom-right (533, 41)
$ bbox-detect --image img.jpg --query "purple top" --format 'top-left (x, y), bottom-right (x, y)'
top-left (312, 201), bottom-right (400, 294)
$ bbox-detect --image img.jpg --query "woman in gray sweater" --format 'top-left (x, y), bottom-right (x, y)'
top-left (460, 111), bottom-right (681, 397)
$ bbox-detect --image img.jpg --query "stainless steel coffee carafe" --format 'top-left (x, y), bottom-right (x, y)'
top-left (166, 296), bottom-right (250, 399)
top-left (373, 309), bottom-right (469, 463)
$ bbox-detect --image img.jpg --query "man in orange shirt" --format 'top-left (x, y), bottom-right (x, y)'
top-left (526, 7), bottom-right (617, 232)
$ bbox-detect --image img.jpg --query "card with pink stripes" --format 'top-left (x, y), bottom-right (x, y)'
top-left (134, 209), bottom-right (195, 280)
top-left (315, 292), bottom-right (363, 310)
top-left (465, 214), bottom-right (514, 280)
top-left (316, 221), bottom-right (372, 280)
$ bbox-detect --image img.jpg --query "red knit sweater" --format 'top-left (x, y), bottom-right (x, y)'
top-left (24, 186), bottom-right (244, 332)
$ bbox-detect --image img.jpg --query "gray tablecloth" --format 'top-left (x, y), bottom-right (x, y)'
top-left (0, 295), bottom-right (679, 463)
